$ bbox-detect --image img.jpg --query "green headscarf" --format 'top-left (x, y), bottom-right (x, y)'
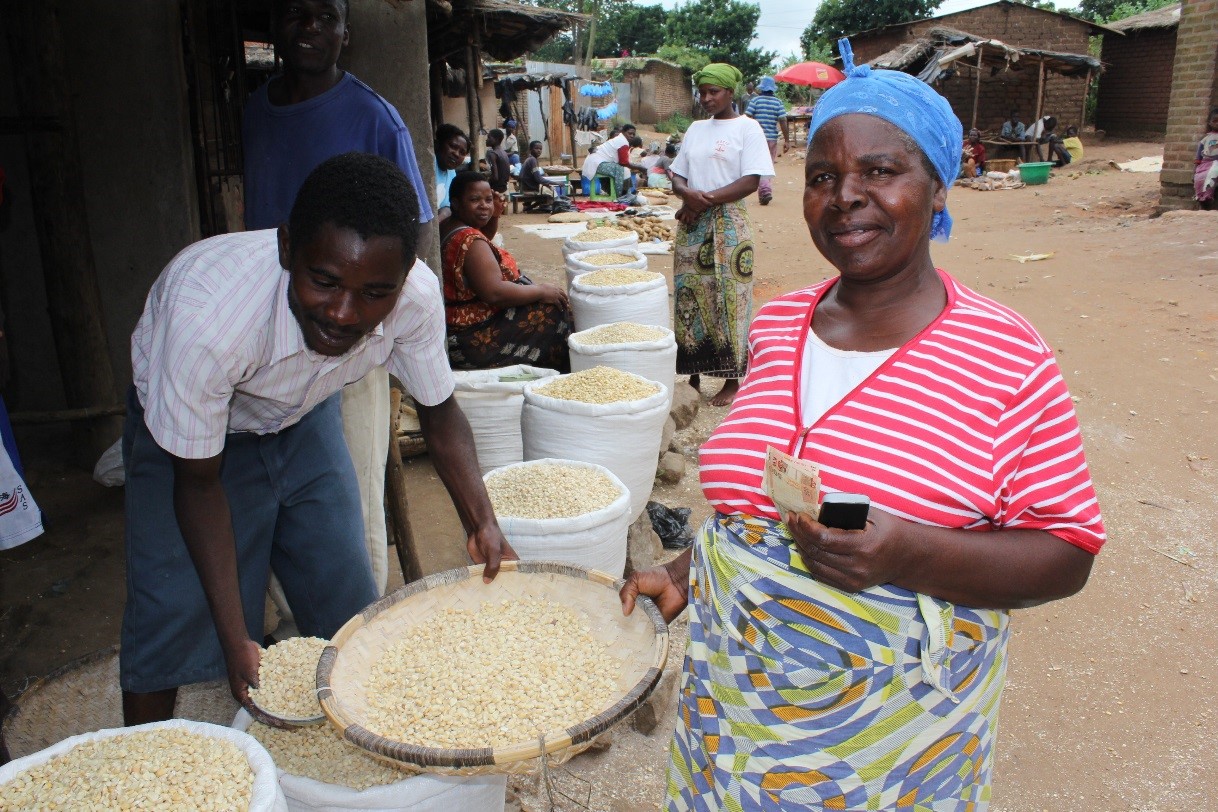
top-left (692, 63), bottom-right (742, 92)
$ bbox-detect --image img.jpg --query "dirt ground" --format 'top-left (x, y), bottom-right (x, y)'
top-left (3, 135), bottom-right (1216, 811)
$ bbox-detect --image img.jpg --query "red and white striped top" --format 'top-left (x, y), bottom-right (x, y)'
top-left (132, 230), bottom-right (453, 460)
top-left (699, 270), bottom-right (1105, 554)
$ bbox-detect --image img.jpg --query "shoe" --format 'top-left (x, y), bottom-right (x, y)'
top-left (759, 192), bottom-right (772, 206)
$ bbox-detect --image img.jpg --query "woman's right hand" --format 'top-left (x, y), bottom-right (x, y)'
top-left (534, 283), bottom-right (569, 308)
top-left (620, 556), bottom-right (690, 623)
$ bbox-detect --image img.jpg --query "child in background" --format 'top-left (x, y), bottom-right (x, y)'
top-left (503, 120), bottom-right (520, 166)
top-left (485, 128), bottom-right (511, 194)
top-left (962, 128), bottom-right (987, 177)
top-left (1194, 107), bottom-right (1218, 209)
top-left (1062, 125), bottom-right (1085, 163)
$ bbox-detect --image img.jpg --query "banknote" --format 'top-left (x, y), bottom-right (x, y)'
top-left (764, 445), bottom-right (821, 519)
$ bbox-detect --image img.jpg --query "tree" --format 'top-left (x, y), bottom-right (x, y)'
top-left (1081, 0), bottom-right (1174, 22)
top-left (666, 0), bottom-right (777, 79)
top-left (800, 0), bottom-right (940, 59)
top-left (598, 3), bottom-right (668, 57)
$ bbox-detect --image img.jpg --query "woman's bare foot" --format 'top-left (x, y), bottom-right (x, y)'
top-left (688, 373), bottom-right (700, 392)
top-left (709, 378), bottom-right (739, 407)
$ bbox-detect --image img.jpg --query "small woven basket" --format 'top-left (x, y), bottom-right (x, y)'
top-left (317, 560), bottom-right (669, 775)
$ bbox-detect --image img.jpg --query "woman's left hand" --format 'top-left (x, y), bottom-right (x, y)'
top-left (675, 204), bottom-right (699, 226)
top-left (492, 192), bottom-right (507, 218)
top-left (786, 508), bottom-right (908, 593)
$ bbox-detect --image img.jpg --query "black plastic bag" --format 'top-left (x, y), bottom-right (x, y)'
top-left (646, 501), bottom-right (693, 550)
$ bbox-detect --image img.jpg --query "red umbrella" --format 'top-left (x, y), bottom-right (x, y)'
top-left (774, 62), bottom-right (846, 89)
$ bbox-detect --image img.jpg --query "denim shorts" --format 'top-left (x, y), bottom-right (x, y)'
top-left (119, 387), bottom-right (377, 693)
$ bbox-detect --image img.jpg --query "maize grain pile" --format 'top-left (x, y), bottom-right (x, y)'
top-left (486, 463), bottom-right (622, 519)
top-left (362, 597), bottom-right (620, 749)
top-left (0, 728), bottom-right (254, 810)
top-left (533, 366), bottom-right (660, 404)
top-left (575, 322), bottom-right (669, 345)
top-left (249, 636), bottom-right (328, 720)
top-left (578, 226), bottom-right (632, 242)
top-left (247, 723), bottom-right (405, 790)
top-left (577, 268), bottom-right (660, 287)
top-left (580, 252), bottom-right (639, 266)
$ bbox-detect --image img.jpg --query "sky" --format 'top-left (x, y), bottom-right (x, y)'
top-left (654, 0), bottom-right (1083, 63)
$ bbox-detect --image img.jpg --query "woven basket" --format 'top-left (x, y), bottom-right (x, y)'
top-left (317, 560), bottom-right (668, 775)
top-left (988, 158), bottom-right (1017, 173)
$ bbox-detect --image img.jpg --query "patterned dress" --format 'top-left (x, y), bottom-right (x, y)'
top-left (673, 201), bottom-right (755, 378)
top-left (669, 271), bottom-right (1105, 810)
top-left (441, 225), bottom-right (570, 371)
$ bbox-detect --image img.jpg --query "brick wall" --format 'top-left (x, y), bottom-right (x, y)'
top-left (1097, 27), bottom-right (1177, 137)
top-left (1160, 0), bottom-right (1218, 210)
top-left (625, 61), bottom-right (691, 125)
top-left (850, 2), bottom-right (1095, 133)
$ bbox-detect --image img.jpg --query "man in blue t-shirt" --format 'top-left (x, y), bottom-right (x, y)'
top-left (240, 0), bottom-right (435, 628)
top-left (745, 76), bottom-right (789, 206)
top-left (242, 0), bottom-right (433, 247)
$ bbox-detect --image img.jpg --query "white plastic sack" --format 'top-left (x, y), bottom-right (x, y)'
top-left (522, 373), bottom-right (671, 524)
top-left (569, 327), bottom-right (677, 395)
top-left (0, 719), bottom-right (287, 811)
top-left (92, 437), bottom-right (125, 487)
top-left (564, 247), bottom-right (647, 287)
top-left (453, 365), bottom-right (562, 475)
top-left (569, 272), bottom-right (671, 333)
top-left (561, 229), bottom-right (638, 258)
top-left (485, 459), bottom-right (631, 576)
top-left (232, 710), bottom-right (506, 812)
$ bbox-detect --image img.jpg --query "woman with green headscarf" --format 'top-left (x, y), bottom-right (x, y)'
top-left (670, 62), bottom-right (774, 406)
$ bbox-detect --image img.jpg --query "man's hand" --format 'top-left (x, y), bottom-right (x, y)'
top-left (467, 524), bottom-right (518, 583)
top-left (226, 638), bottom-right (263, 710)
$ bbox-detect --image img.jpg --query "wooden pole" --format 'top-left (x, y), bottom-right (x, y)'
top-left (3, 0), bottom-right (122, 460)
top-left (9, 404), bottom-right (126, 425)
top-left (1034, 59), bottom-right (1045, 123)
top-left (471, 28), bottom-right (485, 138)
top-left (464, 38), bottom-right (480, 156)
top-left (971, 46), bottom-right (984, 130)
top-left (386, 388), bottom-right (423, 584)
top-left (1079, 68), bottom-right (1092, 128)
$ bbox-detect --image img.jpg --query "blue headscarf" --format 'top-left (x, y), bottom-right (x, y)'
top-left (808, 39), bottom-right (963, 241)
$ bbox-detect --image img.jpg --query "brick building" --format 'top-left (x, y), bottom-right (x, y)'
top-left (850, 0), bottom-right (1115, 133)
top-left (1159, 0), bottom-right (1218, 210)
top-left (593, 57), bottom-right (692, 126)
top-left (1097, 4), bottom-right (1181, 138)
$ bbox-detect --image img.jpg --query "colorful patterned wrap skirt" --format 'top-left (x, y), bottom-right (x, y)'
top-left (666, 514), bottom-right (1008, 811)
top-left (673, 201), bottom-right (754, 378)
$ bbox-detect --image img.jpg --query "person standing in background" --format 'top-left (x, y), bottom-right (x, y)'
top-left (745, 76), bottom-right (789, 205)
top-left (670, 63), bottom-right (773, 407)
top-left (241, 0), bottom-right (436, 623)
top-left (485, 129), bottom-right (511, 194)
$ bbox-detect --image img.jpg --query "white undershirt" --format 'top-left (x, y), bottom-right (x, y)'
top-left (799, 329), bottom-right (898, 427)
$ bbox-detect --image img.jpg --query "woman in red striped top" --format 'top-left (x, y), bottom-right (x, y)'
top-left (621, 40), bottom-right (1104, 812)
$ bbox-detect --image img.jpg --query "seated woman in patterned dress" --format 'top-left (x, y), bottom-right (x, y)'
top-left (439, 171), bottom-right (571, 372)
top-left (620, 39), bottom-right (1105, 812)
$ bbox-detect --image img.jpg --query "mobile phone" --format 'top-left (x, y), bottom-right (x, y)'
top-left (817, 493), bottom-right (870, 530)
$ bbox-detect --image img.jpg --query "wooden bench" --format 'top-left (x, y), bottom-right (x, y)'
top-left (508, 190), bottom-right (550, 213)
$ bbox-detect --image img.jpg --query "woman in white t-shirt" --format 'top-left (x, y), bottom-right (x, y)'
top-left (670, 63), bottom-right (774, 405)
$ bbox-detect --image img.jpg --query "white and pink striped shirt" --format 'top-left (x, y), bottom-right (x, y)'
top-left (132, 230), bottom-right (453, 459)
top-left (700, 270), bottom-right (1105, 554)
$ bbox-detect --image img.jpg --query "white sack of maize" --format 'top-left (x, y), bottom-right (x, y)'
top-left (561, 228), bottom-right (638, 258)
top-left (232, 711), bottom-right (506, 812)
top-left (568, 273), bottom-right (670, 333)
top-left (522, 372), bottom-right (671, 524)
top-left (0, 719), bottom-right (287, 812)
top-left (483, 459), bottom-right (631, 576)
top-left (453, 365), bottom-right (562, 475)
top-left (564, 247), bottom-right (647, 286)
top-left (568, 324), bottom-right (677, 395)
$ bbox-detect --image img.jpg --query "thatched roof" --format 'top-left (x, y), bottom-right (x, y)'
top-left (870, 26), bottom-right (1101, 82)
top-left (428, 0), bottom-right (585, 64)
top-left (1107, 3), bottom-right (1181, 32)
